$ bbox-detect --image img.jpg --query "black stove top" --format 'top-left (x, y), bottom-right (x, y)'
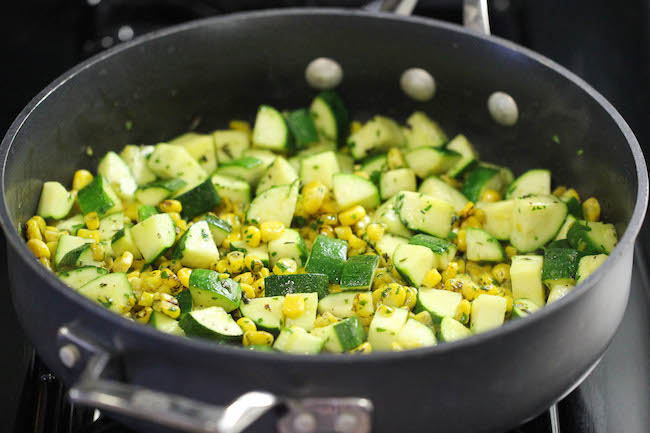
top-left (2, 1), bottom-right (649, 432)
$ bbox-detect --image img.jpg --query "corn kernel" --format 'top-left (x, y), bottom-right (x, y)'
top-left (158, 199), bottom-right (182, 214)
top-left (282, 293), bottom-right (306, 319)
top-left (227, 251), bottom-right (245, 274)
top-left (243, 330), bottom-right (274, 346)
top-left (320, 213), bottom-right (338, 226)
top-left (259, 221), bottom-right (285, 243)
top-left (77, 229), bottom-right (100, 242)
top-left (455, 299), bottom-right (471, 324)
top-left (273, 258), bottom-right (297, 275)
top-left (414, 311), bottom-right (433, 326)
top-left (26, 239), bottom-right (50, 259)
top-left (422, 269), bottom-right (442, 288)
top-left (314, 312), bottom-right (339, 327)
top-left (353, 170), bottom-right (369, 180)
top-left (320, 197), bottom-right (339, 214)
top-left (461, 216), bottom-right (482, 229)
top-left (505, 246), bottom-right (518, 258)
top-left (229, 119), bottom-right (250, 132)
top-left (350, 120), bottom-right (363, 134)
top-left (72, 169), bottom-right (93, 191)
top-left (478, 272), bottom-right (494, 287)
top-left (218, 273), bottom-right (230, 280)
top-left (39, 257), bottom-right (53, 271)
top-left (134, 307), bottom-right (153, 324)
top-left (234, 272), bottom-right (255, 286)
top-left (375, 283), bottom-right (407, 308)
top-left (177, 268), bottom-right (191, 288)
top-left (124, 202), bottom-right (139, 222)
top-left (583, 197), bottom-right (601, 222)
top-left (442, 262), bottom-right (459, 282)
top-left (491, 263), bottom-right (510, 284)
top-left (214, 259), bottom-right (229, 274)
top-left (319, 225), bottom-right (335, 238)
top-left (349, 342), bottom-right (372, 354)
top-left (242, 226), bottom-right (261, 248)
top-left (43, 227), bottom-right (62, 243)
top-left (473, 208), bottom-right (486, 224)
top-left (46, 241), bottom-right (58, 258)
top-left (241, 283), bottom-right (256, 299)
top-left (347, 234), bottom-right (367, 250)
top-left (161, 302), bottom-right (181, 319)
top-left (258, 267), bottom-right (271, 279)
top-left (505, 296), bottom-right (514, 313)
top-left (111, 251), bottom-right (133, 273)
top-left (352, 292), bottom-right (375, 318)
top-left (404, 286), bottom-right (418, 310)
top-left (387, 147), bottom-right (405, 169)
top-left (159, 259), bottom-right (182, 273)
top-left (252, 278), bottom-right (265, 297)
top-left (26, 218), bottom-right (43, 242)
top-left (334, 226), bottom-right (353, 240)
top-left (302, 181), bottom-right (328, 215)
top-left (553, 186), bottom-right (567, 197)
top-left (455, 230), bottom-right (467, 252)
top-left (90, 242), bottom-right (105, 261)
top-left (244, 255), bottom-right (264, 272)
top-left (139, 291), bottom-right (155, 307)
top-left (237, 317), bottom-right (257, 333)
top-left (391, 342), bottom-right (404, 351)
top-left (339, 206), bottom-right (366, 226)
top-left (366, 223), bottom-right (385, 242)
top-left (84, 212), bottom-right (100, 230)
top-left (564, 188), bottom-right (581, 202)
top-left (458, 202), bottom-right (475, 219)
top-left (221, 232), bottom-right (240, 249)
top-left (480, 189), bottom-right (501, 203)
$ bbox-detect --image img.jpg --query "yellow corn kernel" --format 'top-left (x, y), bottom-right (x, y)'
top-left (30, 215), bottom-right (47, 232)
top-left (237, 317), bottom-right (257, 333)
top-left (243, 330), bottom-right (274, 346)
top-left (564, 188), bottom-right (581, 202)
top-left (387, 147), bottom-right (405, 170)
top-left (391, 341), bottom-right (404, 351)
top-left (374, 283), bottom-right (407, 308)
top-left (505, 296), bottom-right (514, 313)
top-left (461, 216), bottom-right (482, 229)
top-left (258, 267), bottom-right (271, 279)
top-left (478, 272), bottom-right (494, 287)
top-left (161, 301), bottom-right (181, 319)
top-left (112, 251), bottom-right (134, 273)
top-left (222, 232), bottom-right (241, 249)
top-left (244, 255), bottom-right (263, 272)
top-left (259, 221), bottom-right (285, 243)
top-left (38, 257), bottom-right (52, 271)
top-left (583, 198), bottom-right (601, 222)
top-left (43, 227), bottom-right (61, 243)
top-left (320, 213), bottom-right (338, 226)
top-left (480, 189), bottom-right (501, 203)
top-left (320, 197), bottom-right (339, 214)
top-left (159, 199), bottom-right (182, 214)
top-left (366, 223), bottom-right (385, 242)
top-left (159, 259), bottom-right (182, 273)
top-left (83, 212), bottom-right (100, 230)
top-left (350, 120), bottom-right (363, 134)
top-left (134, 306), bottom-right (153, 324)
top-left (404, 286), bottom-right (418, 310)
top-left (491, 263), bottom-right (510, 284)
top-left (72, 169), bottom-right (93, 191)
top-left (227, 251), bottom-right (245, 274)
top-left (77, 229), bottom-right (100, 242)
top-left (455, 299), bottom-right (471, 324)
top-left (347, 234), bottom-right (367, 250)
top-left (26, 218), bottom-right (43, 242)
top-left (27, 239), bottom-right (50, 259)
top-left (177, 268), bottom-right (191, 288)
top-left (234, 272), bottom-right (255, 286)
top-left (143, 274), bottom-right (163, 292)
top-left (505, 246), bottom-right (518, 258)
top-left (353, 170), bottom-right (369, 180)
top-left (282, 293), bottom-right (306, 319)
top-left (349, 342), bottom-right (372, 354)
top-left (252, 278), bottom-right (265, 297)
top-left (138, 291), bottom-right (155, 307)
top-left (473, 208), bottom-right (486, 224)
top-left (229, 119), bottom-right (250, 132)
top-left (314, 312), bottom-right (339, 327)
top-left (243, 226), bottom-right (261, 248)
top-left (553, 186), bottom-right (567, 197)
top-left (334, 226), bottom-right (353, 241)
top-left (352, 292), bottom-right (375, 318)
top-left (273, 258), bottom-right (297, 275)
top-left (241, 283), bottom-right (256, 299)
top-left (414, 311), bottom-right (433, 326)
top-left (128, 270), bottom-right (141, 279)
top-left (319, 225), bottom-right (335, 238)
top-left (90, 243), bottom-right (105, 261)
top-left (46, 241), bottom-right (58, 258)
top-left (458, 202), bottom-right (475, 219)
top-left (422, 269), bottom-right (442, 288)
top-left (123, 202), bottom-right (139, 222)
top-left (218, 273), bottom-right (230, 280)
top-left (339, 206), bottom-right (366, 226)
top-left (214, 259), bottom-right (229, 274)
top-left (455, 230), bottom-right (467, 252)
top-left (442, 262), bottom-right (459, 282)
top-left (302, 181), bottom-right (328, 215)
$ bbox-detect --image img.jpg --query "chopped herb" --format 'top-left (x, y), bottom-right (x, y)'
top-left (376, 327), bottom-right (386, 332)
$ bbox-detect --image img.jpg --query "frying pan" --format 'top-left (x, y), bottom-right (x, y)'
top-left (1, 2), bottom-right (647, 433)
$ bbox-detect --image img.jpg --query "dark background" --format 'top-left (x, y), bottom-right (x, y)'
top-left (0, 1), bottom-right (648, 432)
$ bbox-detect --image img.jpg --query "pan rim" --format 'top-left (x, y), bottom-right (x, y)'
top-left (0, 8), bottom-right (647, 365)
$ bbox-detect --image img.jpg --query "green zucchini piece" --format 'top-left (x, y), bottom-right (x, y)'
top-left (130, 213), bottom-right (176, 263)
top-left (393, 244), bottom-right (434, 286)
top-left (171, 220), bottom-right (220, 269)
top-left (284, 292), bottom-right (319, 331)
top-left (300, 150), bottom-right (341, 189)
top-left (542, 248), bottom-right (580, 286)
top-left (57, 266), bottom-right (109, 290)
top-left (174, 178), bottom-right (221, 220)
top-left (445, 135), bottom-right (478, 178)
top-left (286, 108), bottom-right (319, 150)
top-left (470, 294), bottom-right (507, 333)
top-left (368, 233), bottom-right (408, 263)
top-left (563, 196), bottom-right (583, 218)
top-left (476, 200), bottom-right (515, 241)
top-left (137, 205), bottom-right (158, 222)
top-left (510, 194), bottom-right (568, 252)
top-left (336, 153), bottom-right (354, 174)
top-left (415, 288), bottom-right (463, 324)
top-left (554, 214), bottom-right (577, 241)
top-left (98, 212), bottom-right (124, 241)
top-left (371, 196), bottom-right (413, 238)
top-left (174, 289), bottom-right (193, 314)
top-left (179, 306), bottom-right (242, 342)
top-left (188, 269), bottom-right (241, 312)
top-left (461, 166), bottom-right (502, 203)
top-left (120, 145), bottom-right (157, 186)
top-left (418, 176), bottom-right (469, 213)
top-left (396, 318), bottom-right (437, 349)
top-left (332, 173), bottom-right (380, 210)
top-left (211, 174), bottom-right (251, 207)
top-left (360, 153), bottom-right (388, 185)
top-left (273, 326), bottom-right (324, 354)
top-left (97, 151), bottom-right (138, 200)
top-left (317, 291), bottom-right (371, 319)
top-left (37, 181), bottom-right (74, 220)
top-left (547, 283), bottom-right (574, 304)
top-left (149, 311), bottom-right (185, 336)
top-left (212, 130), bottom-right (250, 163)
top-left (510, 255), bottom-right (545, 307)
top-left (54, 235), bottom-right (94, 269)
top-left (395, 191), bottom-right (455, 238)
top-left (169, 132), bottom-right (217, 174)
top-left (304, 234), bottom-right (348, 284)
top-left (230, 241), bottom-right (270, 267)
top-left (506, 169), bottom-right (551, 199)
top-left (405, 147), bottom-right (460, 179)
top-left (204, 214), bottom-right (232, 246)
top-left (312, 317), bottom-right (366, 353)
top-left (111, 227), bottom-right (143, 260)
top-left (252, 105), bottom-right (294, 154)
top-left (404, 111), bottom-right (447, 148)
top-left (239, 296), bottom-right (285, 335)
top-left (265, 273), bottom-right (329, 299)
top-left (567, 221), bottom-right (617, 255)
top-left (576, 254), bottom-right (608, 284)
top-left (134, 179), bottom-right (186, 207)
top-left (246, 181), bottom-right (299, 227)
top-left (438, 316), bottom-right (472, 343)
top-left (58, 243), bottom-right (103, 269)
top-left (310, 91), bottom-right (349, 147)
top-left (256, 156), bottom-right (299, 196)
top-left (347, 116), bottom-right (405, 160)
top-left (340, 254), bottom-right (379, 291)
top-left (408, 234), bottom-right (457, 270)
top-left (213, 157), bottom-right (266, 187)
top-left (77, 273), bottom-right (136, 315)
top-left (367, 305), bottom-right (409, 351)
top-left (56, 214), bottom-right (85, 235)
top-left (380, 168), bottom-right (416, 200)
top-left (465, 227), bottom-right (505, 262)
top-left (268, 228), bottom-right (309, 268)
top-left (511, 298), bottom-right (541, 319)
top-left (77, 175), bottom-right (123, 216)
top-left (147, 144), bottom-right (207, 194)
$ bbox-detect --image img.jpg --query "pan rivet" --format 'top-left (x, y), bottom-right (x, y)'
top-left (334, 411), bottom-right (359, 432)
top-left (59, 344), bottom-right (81, 368)
top-left (306, 57), bottom-right (343, 90)
top-left (292, 411), bottom-right (316, 433)
top-left (400, 68), bottom-right (436, 102)
top-left (488, 91), bottom-right (518, 126)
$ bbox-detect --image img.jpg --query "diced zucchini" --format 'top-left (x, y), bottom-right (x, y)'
top-left (300, 150), bottom-right (340, 189)
top-left (304, 235), bottom-right (348, 284)
top-left (256, 156), bottom-right (298, 195)
top-left (268, 228), bottom-right (309, 268)
top-left (294, 141), bottom-right (337, 159)
top-left (171, 220), bottom-right (220, 269)
top-left (56, 214), bottom-right (85, 235)
top-left (415, 288), bottom-right (463, 324)
top-left (284, 292), bottom-right (319, 331)
top-left (120, 145), bottom-right (157, 185)
top-left (286, 108), bottom-right (319, 150)
top-left (134, 179), bottom-right (186, 207)
top-left (542, 248), bottom-right (580, 287)
top-left (347, 116), bottom-right (405, 160)
top-left (239, 296), bottom-right (285, 335)
top-left (405, 147), bottom-right (461, 179)
top-left (567, 221), bottom-right (618, 255)
top-left (336, 153), bottom-right (354, 174)
top-left (380, 168), bottom-right (416, 200)
top-left (476, 200), bottom-right (515, 241)
top-left (230, 241), bottom-right (270, 267)
top-left (510, 194), bottom-right (568, 252)
top-left (252, 105), bottom-right (293, 153)
top-left (57, 266), bottom-right (109, 290)
top-left (511, 298), bottom-right (541, 319)
top-left (212, 130), bottom-right (250, 163)
top-left (130, 213), bottom-right (176, 263)
top-left (98, 212), bottom-right (124, 241)
top-left (418, 176), bottom-right (469, 212)
top-left (310, 91), bottom-right (349, 147)
top-left (461, 166), bottom-right (504, 203)
top-left (510, 255), bottom-right (545, 307)
top-left (396, 318), bottom-right (436, 349)
top-left (340, 254), bottom-right (379, 291)
top-left (395, 191), bottom-right (455, 238)
top-left (169, 132), bottom-right (218, 174)
top-left (576, 254), bottom-right (608, 284)
top-left (393, 244), bottom-right (434, 287)
top-left (174, 178), bottom-right (221, 220)
top-left (77, 175), bottom-right (123, 216)
top-left (547, 283), bottom-right (574, 304)
top-left (204, 214), bottom-right (232, 246)
top-left (368, 306), bottom-right (409, 351)
top-left (137, 205), bottom-right (157, 222)
top-left (111, 227), bottom-right (143, 260)
top-left (369, 233), bottom-right (408, 263)
top-left (149, 311), bottom-right (185, 336)
top-left (332, 173), bottom-right (380, 210)
top-left (506, 169), bottom-right (551, 199)
top-left (77, 273), bottom-right (136, 315)
top-left (438, 316), bottom-right (472, 343)
top-left (147, 144), bottom-right (207, 193)
top-left (470, 294), bottom-right (507, 333)
top-left (465, 227), bottom-right (504, 262)
top-left (360, 153), bottom-right (388, 184)
top-left (317, 291), bottom-right (371, 319)
top-left (408, 234), bottom-right (457, 270)
top-left (37, 181), bottom-right (75, 220)
top-left (175, 289), bottom-right (193, 314)
top-left (404, 111), bottom-right (447, 148)
top-left (371, 196), bottom-right (413, 238)
top-left (312, 317), bottom-right (366, 353)
top-left (265, 273), bottom-right (329, 299)
top-left (54, 235), bottom-right (94, 269)
top-left (446, 135), bottom-right (478, 178)
top-left (179, 306), bottom-right (242, 342)
top-left (188, 269), bottom-right (241, 312)
top-left (97, 151), bottom-right (138, 200)
top-left (244, 149), bottom-right (281, 167)
top-left (213, 157), bottom-right (266, 187)
top-left (554, 214), bottom-right (577, 241)
top-left (211, 174), bottom-right (251, 207)
top-left (273, 326), bottom-right (324, 354)
top-left (246, 181), bottom-right (299, 227)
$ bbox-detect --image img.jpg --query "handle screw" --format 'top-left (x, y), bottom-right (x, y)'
top-left (59, 344), bottom-right (81, 368)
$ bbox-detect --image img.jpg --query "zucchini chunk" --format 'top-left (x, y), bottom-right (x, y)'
top-left (332, 173), bottom-right (380, 210)
top-left (511, 298), bottom-right (541, 319)
top-left (408, 234), bottom-right (457, 270)
top-left (149, 311), bottom-right (185, 336)
top-left (510, 194), bottom-right (567, 253)
top-left (461, 166), bottom-right (504, 203)
top-left (369, 233), bottom-right (408, 263)
top-left (169, 132), bottom-right (218, 174)
top-left (213, 157), bottom-right (266, 187)
top-left (393, 244), bottom-right (434, 286)
top-left (37, 181), bottom-right (74, 220)
top-left (415, 288), bottom-right (463, 324)
top-left (203, 214), bottom-right (232, 246)
top-left (395, 191), bottom-right (455, 238)
top-left (310, 91), bottom-right (349, 147)
top-left (252, 105), bottom-right (294, 154)
top-left (510, 255), bottom-right (545, 307)
top-left (78, 273), bottom-right (136, 315)
top-left (340, 254), bottom-right (380, 291)
top-left (56, 214), bottom-right (85, 235)
top-left (368, 305), bottom-right (409, 351)
top-left (174, 289), bottom-right (193, 314)
top-left (418, 176), bottom-right (469, 212)
top-left (576, 254), bottom-right (608, 284)
top-left (347, 116), bottom-right (405, 160)
top-left (77, 175), bottom-right (123, 216)
top-left (256, 156), bottom-right (298, 196)
top-left (286, 108), bottom-right (319, 150)
top-left (404, 111), bottom-right (447, 148)
top-left (300, 150), bottom-right (341, 189)
top-left (54, 235), bottom-right (94, 269)
top-left (57, 266), bottom-right (109, 290)
top-left (506, 169), bottom-right (551, 199)
top-left (268, 228), bottom-right (309, 268)
top-left (445, 135), bottom-right (478, 178)
top-left (239, 296), bottom-right (285, 335)
top-left (212, 130), bottom-right (250, 163)
top-left (135, 179), bottom-right (186, 207)
top-left (171, 220), bottom-right (220, 269)
top-left (98, 212), bottom-right (124, 241)
top-left (120, 145), bottom-right (157, 185)
top-left (465, 227), bottom-right (505, 262)
top-left (371, 195), bottom-right (413, 238)
top-left (97, 151), bottom-right (138, 200)
top-left (567, 221), bottom-right (617, 255)
top-left (211, 174), bottom-right (251, 207)
top-left (147, 143), bottom-right (207, 193)
top-left (304, 235), bottom-right (348, 284)
top-left (188, 269), bottom-right (241, 312)
top-left (360, 153), bottom-right (388, 184)
top-left (405, 147), bottom-right (460, 179)
top-left (396, 318), bottom-right (437, 349)
top-left (273, 326), bottom-right (324, 354)
top-left (246, 180), bottom-right (299, 227)
top-left (130, 213), bottom-right (176, 264)
top-left (284, 292), bottom-right (319, 331)
top-left (438, 316), bottom-right (472, 343)
top-left (380, 168), bottom-right (416, 200)
top-left (542, 248), bottom-right (581, 287)
top-left (312, 317), bottom-right (366, 353)
top-left (265, 273), bottom-right (329, 299)
top-left (230, 241), bottom-right (270, 267)
top-left (470, 294), bottom-right (507, 333)
top-left (174, 178), bottom-right (221, 220)
top-left (476, 200), bottom-right (515, 241)
top-left (554, 214), bottom-right (577, 241)
top-left (137, 205), bottom-right (158, 222)
top-left (180, 306), bottom-right (243, 342)
top-left (317, 291), bottom-right (372, 319)
top-left (111, 227), bottom-right (143, 260)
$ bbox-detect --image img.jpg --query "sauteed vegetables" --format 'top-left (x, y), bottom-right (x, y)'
top-left (24, 91), bottom-right (616, 354)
